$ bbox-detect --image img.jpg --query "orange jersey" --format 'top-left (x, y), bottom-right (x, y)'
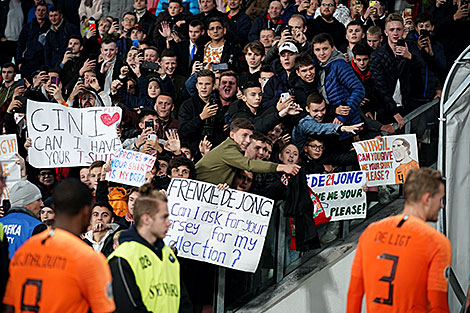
top-left (347, 214), bottom-right (451, 313)
top-left (395, 160), bottom-right (419, 184)
top-left (3, 228), bottom-right (115, 313)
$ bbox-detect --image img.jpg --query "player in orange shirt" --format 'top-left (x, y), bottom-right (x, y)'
top-left (347, 168), bottom-right (450, 313)
top-left (2, 179), bottom-right (115, 313)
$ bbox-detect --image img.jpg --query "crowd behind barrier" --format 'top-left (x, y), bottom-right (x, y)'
top-left (0, 0), bottom-right (468, 311)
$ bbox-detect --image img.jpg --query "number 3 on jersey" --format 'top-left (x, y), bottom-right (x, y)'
top-left (373, 253), bottom-right (399, 305)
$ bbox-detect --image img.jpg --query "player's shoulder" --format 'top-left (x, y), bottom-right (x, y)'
top-left (29, 229), bottom-right (103, 260)
top-left (360, 214), bottom-right (450, 248)
top-left (361, 215), bottom-right (405, 235)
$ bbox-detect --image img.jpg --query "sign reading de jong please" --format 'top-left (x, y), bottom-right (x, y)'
top-left (164, 178), bottom-right (274, 273)
top-left (27, 100), bottom-right (122, 168)
top-left (306, 171), bottom-right (367, 221)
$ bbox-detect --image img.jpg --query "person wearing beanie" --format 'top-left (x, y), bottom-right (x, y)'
top-left (0, 180), bottom-right (47, 257)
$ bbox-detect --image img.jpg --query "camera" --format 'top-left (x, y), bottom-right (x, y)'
top-left (212, 63), bottom-right (229, 71)
top-left (50, 77), bottom-right (59, 85)
top-left (141, 61), bottom-right (159, 71)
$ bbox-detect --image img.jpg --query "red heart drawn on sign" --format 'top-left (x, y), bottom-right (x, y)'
top-left (100, 112), bottom-right (120, 126)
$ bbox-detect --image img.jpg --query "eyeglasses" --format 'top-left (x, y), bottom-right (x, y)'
top-left (307, 144), bottom-right (325, 151)
top-left (209, 26), bottom-right (223, 31)
top-left (321, 3), bottom-right (335, 7)
top-left (39, 172), bottom-right (54, 177)
top-left (124, 18), bottom-right (136, 22)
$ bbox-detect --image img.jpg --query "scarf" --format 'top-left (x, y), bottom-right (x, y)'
top-left (350, 59), bottom-right (371, 82)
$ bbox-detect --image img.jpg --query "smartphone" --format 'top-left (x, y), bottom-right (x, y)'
top-left (404, 7), bottom-right (412, 17)
top-left (212, 63), bottom-right (229, 71)
top-left (141, 61), bottom-right (160, 70)
top-left (286, 25), bottom-right (293, 35)
top-left (89, 53), bottom-right (98, 63)
top-left (147, 134), bottom-right (157, 141)
top-left (15, 78), bottom-right (25, 87)
top-left (396, 39), bottom-right (406, 46)
top-left (420, 29), bottom-right (430, 38)
top-left (50, 76), bottom-right (59, 85)
top-left (144, 120), bottom-right (154, 129)
top-left (66, 47), bottom-right (73, 53)
top-left (369, 0), bottom-right (377, 13)
top-left (280, 92), bottom-right (290, 102)
top-left (89, 21), bottom-right (96, 32)
top-left (15, 96), bottom-right (28, 113)
top-left (2, 200), bottom-right (10, 213)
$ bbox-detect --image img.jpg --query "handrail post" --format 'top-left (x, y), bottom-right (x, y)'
top-left (215, 267), bottom-right (225, 313)
top-left (275, 201), bottom-right (285, 283)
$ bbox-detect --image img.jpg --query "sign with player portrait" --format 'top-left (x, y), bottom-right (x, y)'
top-left (27, 100), bottom-right (122, 168)
top-left (353, 134), bottom-right (419, 186)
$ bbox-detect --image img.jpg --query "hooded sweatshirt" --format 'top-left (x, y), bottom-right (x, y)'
top-left (317, 48), bottom-right (345, 104)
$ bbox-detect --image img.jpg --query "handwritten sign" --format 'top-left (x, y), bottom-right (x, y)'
top-left (26, 100), bottom-right (122, 168)
top-left (306, 171), bottom-right (367, 221)
top-left (164, 178), bottom-right (274, 273)
top-left (353, 134), bottom-right (419, 186)
top-left (0, 135), bottom-right (21, 200)
top-left (106, 150), bottom-right (156, 187)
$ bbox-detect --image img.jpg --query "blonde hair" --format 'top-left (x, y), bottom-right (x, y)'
top-left (133, 184), bottom-right (167, 226)
top-left (404, 168), bottom-right (444, 204)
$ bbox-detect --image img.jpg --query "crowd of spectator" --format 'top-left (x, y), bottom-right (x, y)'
top-left (0, 0), bottom-right (469, 311)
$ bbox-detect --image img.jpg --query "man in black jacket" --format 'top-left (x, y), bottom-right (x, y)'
top-left (261, 41), bottom-right (299, 109)
top-left (108, 188), bottom-right (193, 313)
top-left (406, 12), bottom-right (446, 109)
top-left (192, 0), bottom-right (224, 27)
top-left (225, 0), bottom-right (252, 47)
top-left (16, 2), bottom-right (51, 80)
top-left (171, 19), bottom-right (205, 76)
top-left (370, 13), bottom-right (416, 127)
top-left (193, 17), bottom-right (241, 72)
top-left (248, 0), bottom-right (285, 42)
top-left (306, 0), bottom-right (346, 49)
top-left (227, 81), bottom-right (298, 133)
top-left (134, 0), bottom-right (156, 40)
top-left (351, 43), bottom-right (395, 137)
top-left (178, 69), bottom-right (227, 156)
top-left (44, 7), bottom-right (80, 68)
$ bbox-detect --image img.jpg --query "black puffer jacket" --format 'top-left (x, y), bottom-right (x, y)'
top-left (226, 98), bottom-right (281, 133)
top-left (178, 93), bottom-right (228, 155)
top-left (369, 42), bottom-right (417, 123)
